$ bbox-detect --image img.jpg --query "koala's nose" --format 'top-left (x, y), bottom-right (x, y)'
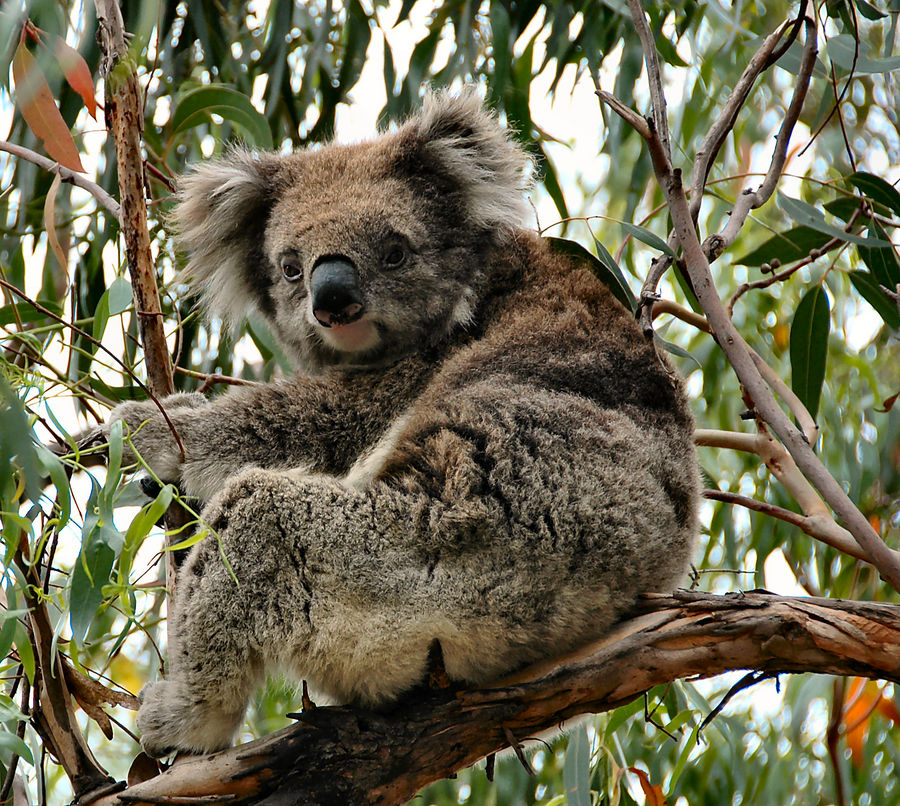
top-left (309, 258), bottom-right (366, 327)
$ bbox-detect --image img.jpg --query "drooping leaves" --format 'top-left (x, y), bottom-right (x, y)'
top-left (12, 40), bottom-right (85, 171)
top-left (54, 35), bottom-right (96, 118)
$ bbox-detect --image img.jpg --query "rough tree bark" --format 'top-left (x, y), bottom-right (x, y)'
top-left (95, 0), bottom-right (173, 400)
top-left (85, 591), bottom-right (900, 806)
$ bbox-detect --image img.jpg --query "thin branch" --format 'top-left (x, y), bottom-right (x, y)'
top-left (652, 299), bottom-right (710, 332)
top-left (707, 15), bottom-right (818, 257)
top-left (688, 21), bottom-right (789, 223)
top-left (594, 90), bottom-right (651, 138)
top-left (0, 140), bottom-right (121, 220)
top-left (702, 490), bottom-right (869, 562)
top-left (625, 0), bottom-right (671, 159)
top-left (747, 348), bottom-right (818, 446)
top-left (695, 428), bottom-right (872, 561)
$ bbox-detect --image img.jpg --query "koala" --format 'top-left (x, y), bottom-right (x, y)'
top-left (108, 90), bottom-right (699, 759)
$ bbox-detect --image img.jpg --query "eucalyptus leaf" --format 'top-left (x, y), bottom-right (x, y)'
top-left (848, 271), bottom-right (900, 330)
top-left (790, 286), bottom-right (831, 421)
top-left (827, 33), bottom-right (900, 73)
top-left (562, 722), bottom-right (591, 806)
top-left (171, 85), bottom-right (274, 149)
top-left (621, 220), bottom-right (676, 256)
top-left (778, 194), bottom-right (890, 247)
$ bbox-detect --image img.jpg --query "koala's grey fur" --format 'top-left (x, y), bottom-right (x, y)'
top-left (109, 91), bottom-right (699, 758)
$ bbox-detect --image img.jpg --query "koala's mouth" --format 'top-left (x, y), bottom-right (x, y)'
top-left (314, 316), bottom-right (381, 354)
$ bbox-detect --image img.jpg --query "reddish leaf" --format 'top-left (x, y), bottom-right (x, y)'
top-left (12, 41), bottom-right (85, 172)
top-left (627, 767), bottom-right (667, 806)
top-left (842, 677), bottom-right (900, 768)
top-left (54, 36), bottom-right (96, 118)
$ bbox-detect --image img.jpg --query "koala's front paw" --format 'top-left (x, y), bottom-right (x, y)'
top-left (106, 393), bottom-right (206, 482)
top-left (137, 679), bottom-right (240, 758)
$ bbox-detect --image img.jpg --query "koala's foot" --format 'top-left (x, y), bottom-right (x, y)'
top-left (137, 679), bottom-right (244, 759)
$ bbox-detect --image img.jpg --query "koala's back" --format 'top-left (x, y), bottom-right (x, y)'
top-left (304, 229), bottom-right (697, 687)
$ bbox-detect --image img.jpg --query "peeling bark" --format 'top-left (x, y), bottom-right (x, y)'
top-left (86, 591), bottom-right (900, 806)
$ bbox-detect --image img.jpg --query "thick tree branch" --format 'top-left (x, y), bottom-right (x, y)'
top-left (88, 591), bottom-right (900, 806)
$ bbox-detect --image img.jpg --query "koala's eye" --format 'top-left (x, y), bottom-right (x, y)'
top-left (381, 240), bottom-right (408, 270)
top-left (281, 257), bottom-right (302, 282)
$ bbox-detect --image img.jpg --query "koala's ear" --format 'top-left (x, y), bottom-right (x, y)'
top-left (405, 89), bottom-right (533, 232)
top-left (170, 148), bottom-right (280, 326)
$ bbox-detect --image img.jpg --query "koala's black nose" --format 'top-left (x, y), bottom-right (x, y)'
top-left (310, 258), bottom-right (366, 327)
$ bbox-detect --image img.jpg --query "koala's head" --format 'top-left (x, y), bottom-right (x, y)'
top-left (171, 90), bottom-right (532, 372)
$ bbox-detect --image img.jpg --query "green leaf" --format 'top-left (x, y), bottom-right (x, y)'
top-left (847, 171), bottom-right (900, 218)
top-left (171, 85), bottom-right (274, 150)
top-left (0, 725), bottom-right (33, 766)
top-left (856, 221), bottom-right (900, 289)
top-left (92, 278), bottom-right (130, 341)
top-left (562, 722), bottom-right (591, 806)
top-left (848, 271), bottom-right (900, 329)
top-left (0, 378), bottom-right (41, 504)
top-left (35, 443), bottom-right (71, 529)
top-left (118, 484), bottom-right (174, 597)
top-left (790, 286), bottom-right (831, 420)
top-left (669, 722), bottom-right (701, 793)
top-left (107, 276), bottom-right (133, 315)
top-left (827, 33), bottom-right (900, 73)
top-left (546, 237), bottom-right (636, 313)
top-left (778, 194), bottom-right (890, 247)
top-left (70, 475), bottom-right (125, 646)
top-left (855, 0), bottom-right (886, 19)
top-left (247, 313), bottom-right (294, 373)
top-left (655, 334), bottom-right (702, 369)
top-left (734, 226), bottom-right (831, 266)
top-left (621, 221), bottom-right (675, 256)
top-left (0, 299), bottom-right (63, 326)
top-left (12, 622), bottom-right (34, 684)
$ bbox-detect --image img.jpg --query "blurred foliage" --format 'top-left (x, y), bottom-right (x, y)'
top-left (0, 0), bottom-right (899, 803)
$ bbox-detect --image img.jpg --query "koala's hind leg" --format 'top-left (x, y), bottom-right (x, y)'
top-left (136, 511), bottom-right (276, 758)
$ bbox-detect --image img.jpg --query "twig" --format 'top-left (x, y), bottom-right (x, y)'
top-left (0, 276), bottom-right (184, 454)
top-left (705, 15), bottom-right (818, 257)
top-left (826, 678), bottom-right (848, 806)
top-left (625, 0), bottom-right (670, 159)
top-left (746, 348), bottom-right (818, 446)
top-left (695, 427), bottom-right (881, 563)
top-left (0, 140), bottom-right (121, 220)
top-left (688, 21), bottom-right (790, 223)
top-left (502, 727), bottom-right (535, 776)
top-left (651, 299), bottom-right (710, 333)
top-left (699, 671), bottom-right (775, 733)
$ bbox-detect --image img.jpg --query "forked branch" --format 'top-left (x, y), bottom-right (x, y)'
top-left (603, 4), bottom-right (900, 591)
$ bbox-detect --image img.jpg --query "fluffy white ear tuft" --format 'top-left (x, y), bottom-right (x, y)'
top-left (169, 148), bottom-right (279, 327)
top-left (412, 89), bottom-right (533, 233)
